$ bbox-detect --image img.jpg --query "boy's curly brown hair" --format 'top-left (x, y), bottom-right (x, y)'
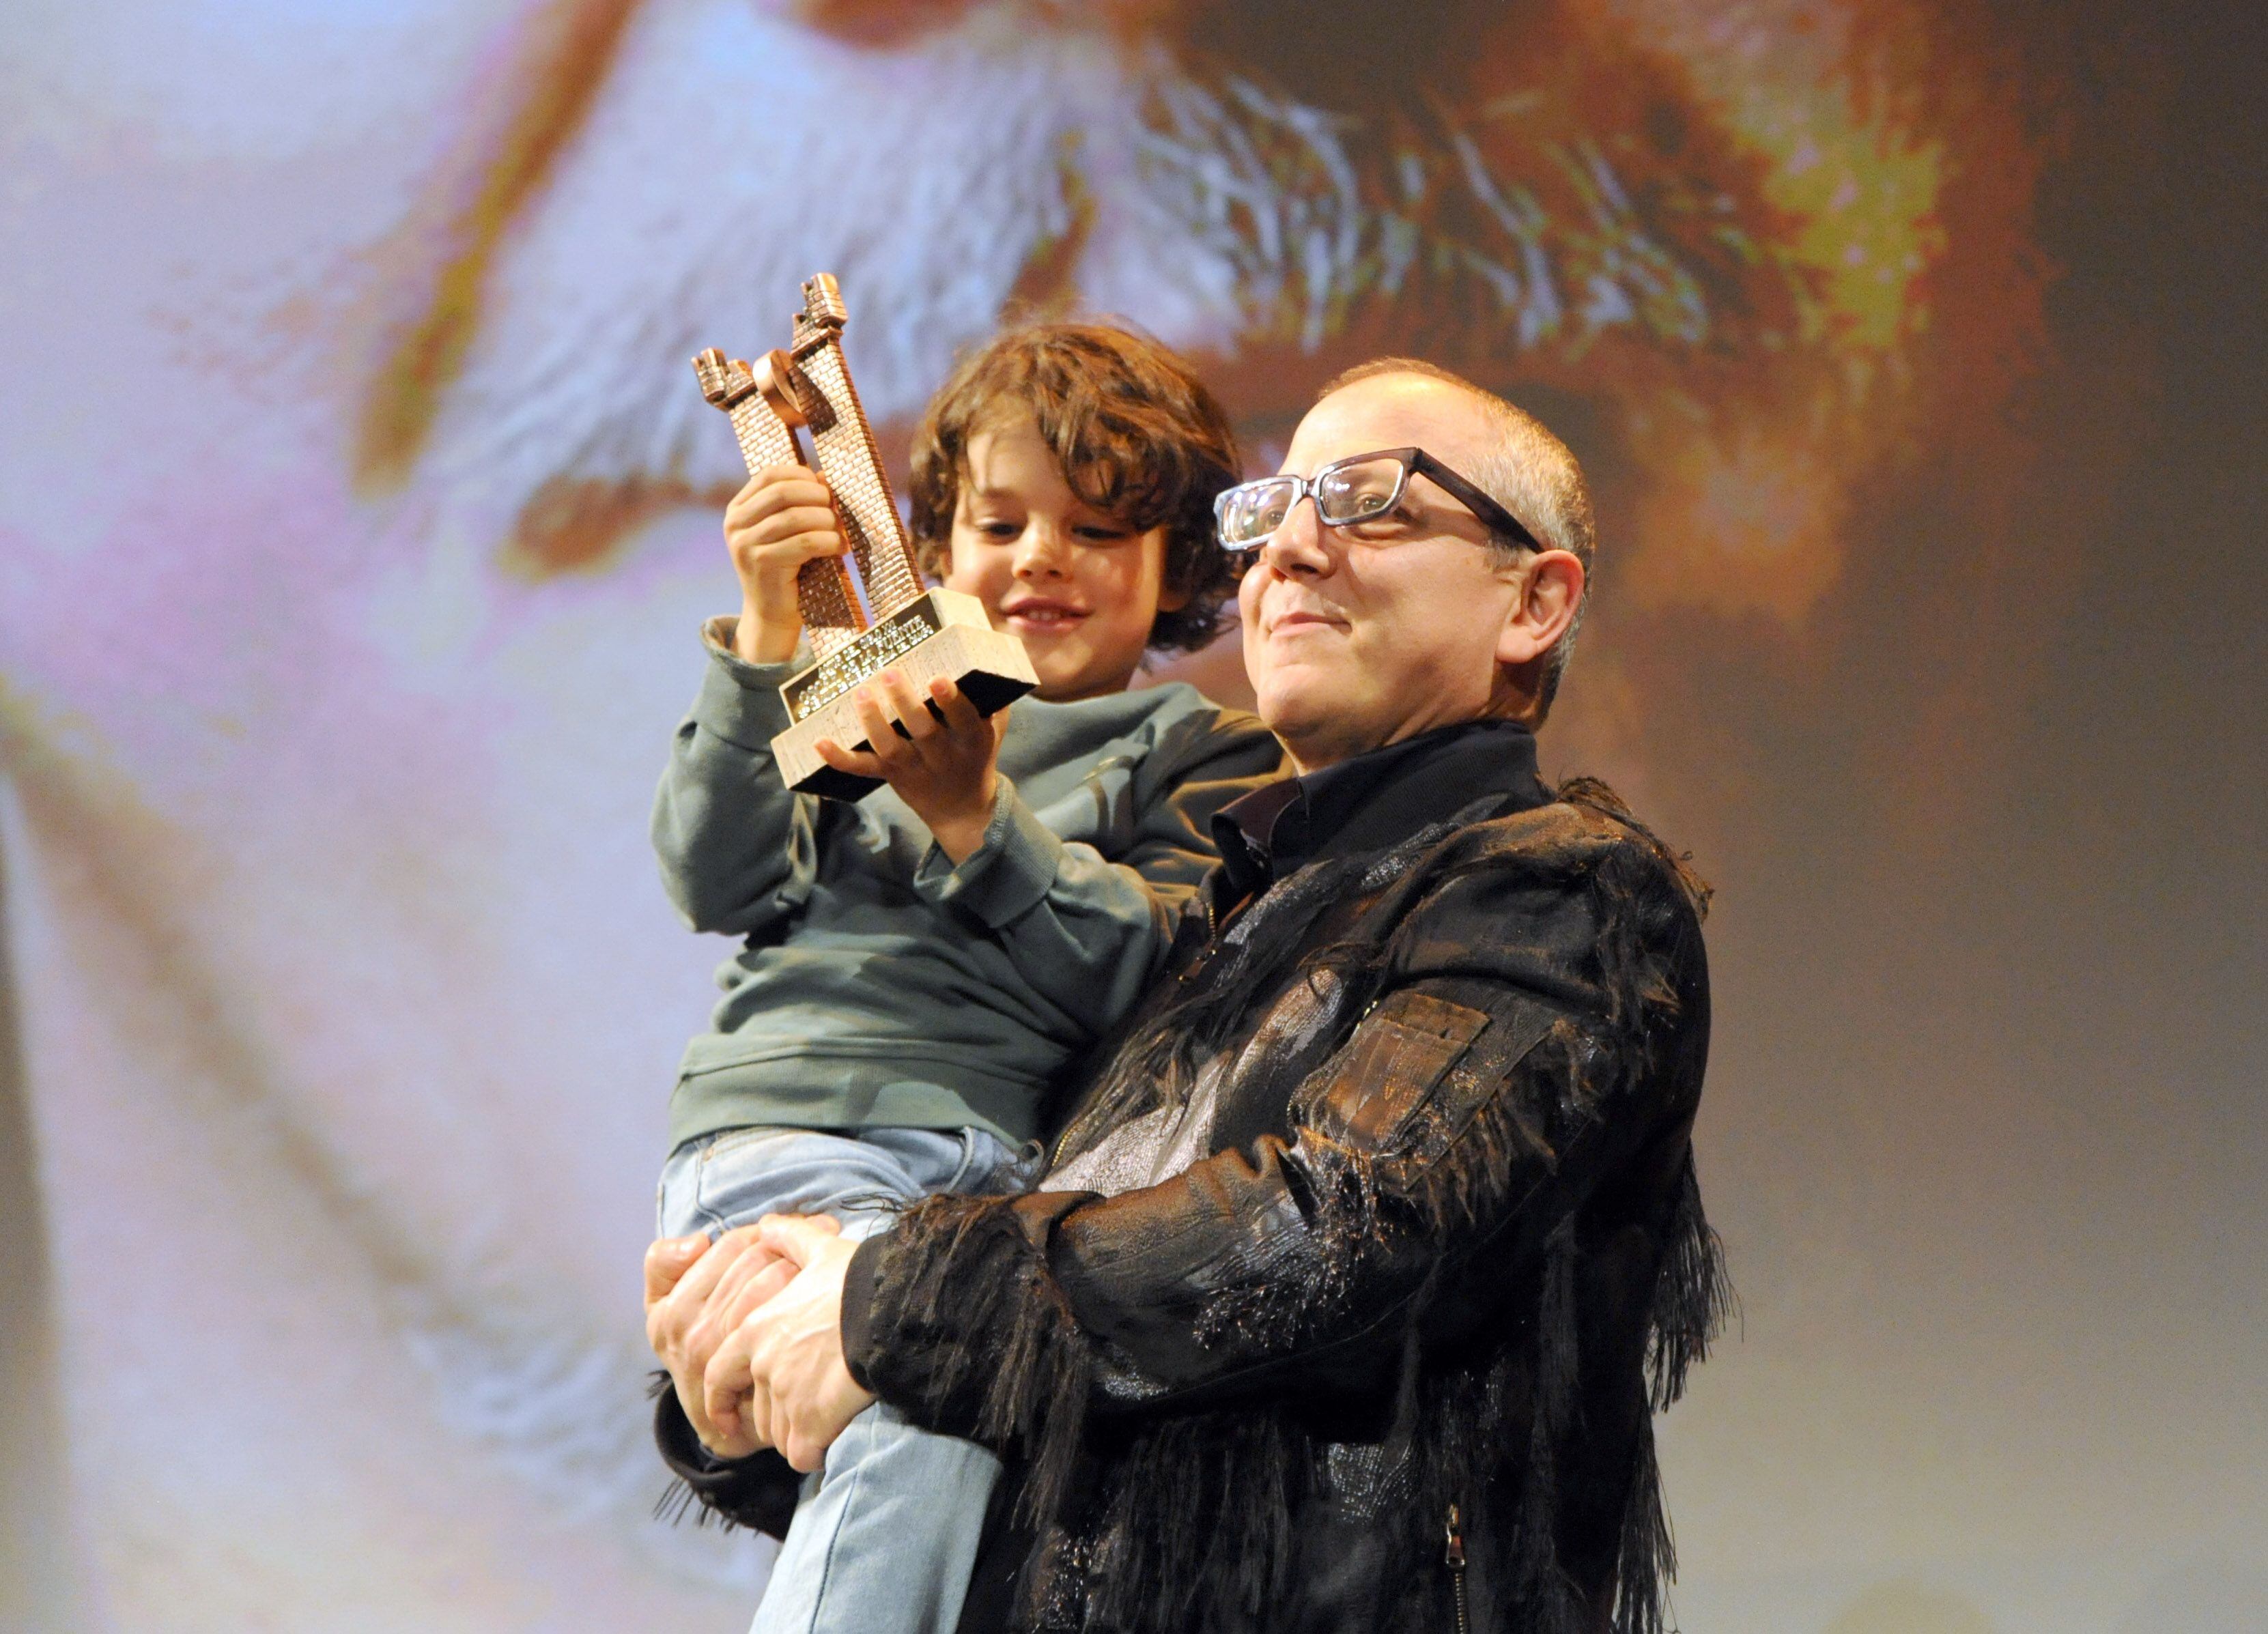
top-left (906, 323), bottom-right (1242, 655)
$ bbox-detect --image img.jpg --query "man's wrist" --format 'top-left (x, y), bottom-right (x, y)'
top-left (838, 1231), bottom-right (890, 1394)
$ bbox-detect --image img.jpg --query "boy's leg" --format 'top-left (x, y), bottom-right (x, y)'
top-left (657, 1124), bottom-right (916, 1242)
top-left (754, 1127), bottom-right (1038, 1634)
top-left (664, 1126), bottom-right (1023, 1634)
top-left (749, 1396), bottom-right (1000, 1634)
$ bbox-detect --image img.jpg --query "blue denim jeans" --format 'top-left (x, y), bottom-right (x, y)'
top-left (657, 1126), bottom-right (1032, 1634)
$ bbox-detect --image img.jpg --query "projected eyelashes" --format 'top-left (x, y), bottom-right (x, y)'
top-left (350, 0), bottom-right (2033, 633)
top-left (1135, 72), bottom-right (1798, 359)
top-left (356, 0), bottom-right (644, 493)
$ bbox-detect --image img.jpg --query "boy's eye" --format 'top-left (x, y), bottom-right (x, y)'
top-left (1074, 524), bottom-right (1133, 543)
top-left (976, 520), bottom-right (1021, 539)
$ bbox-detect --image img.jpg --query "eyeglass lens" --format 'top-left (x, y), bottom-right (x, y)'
top-left (1314, 456), bottom-right (1405, 524)
top-left (1219, 455), bottom-right (1410, 546)
top-left (1219, 478), bottom-right (1296, 545)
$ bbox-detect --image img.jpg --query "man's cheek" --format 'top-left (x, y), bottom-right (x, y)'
top-left (1237, 574), bottom-right (1266, 629)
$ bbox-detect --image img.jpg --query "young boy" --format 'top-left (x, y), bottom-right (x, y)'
top-left (651, 324), bottom-right (1281, 1634)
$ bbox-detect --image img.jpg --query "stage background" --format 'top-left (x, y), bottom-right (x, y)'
top-left (3, 1), bottom-right (2262, 1629)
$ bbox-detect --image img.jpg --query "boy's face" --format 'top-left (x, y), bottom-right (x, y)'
top-left (941, 415), bottom-right (1185, 702)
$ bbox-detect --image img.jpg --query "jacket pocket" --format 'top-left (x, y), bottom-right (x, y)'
top-left (1301, 990), bottom-right (1493, 1149)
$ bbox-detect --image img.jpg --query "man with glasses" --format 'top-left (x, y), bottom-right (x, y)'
top-left (647, 359), bottom-right (1726, 1633)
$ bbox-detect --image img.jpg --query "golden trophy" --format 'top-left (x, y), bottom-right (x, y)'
top-left (694, 274), bottom-right (1037, 800)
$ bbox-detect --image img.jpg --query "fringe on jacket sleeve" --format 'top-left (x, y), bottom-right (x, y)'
top-left (842, 1190), bottom-right (1099, 1533)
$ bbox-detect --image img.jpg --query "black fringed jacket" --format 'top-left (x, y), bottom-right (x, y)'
top-left (657, 721), bottom-right (1727, 1634)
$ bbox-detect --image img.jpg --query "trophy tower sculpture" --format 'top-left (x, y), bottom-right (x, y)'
top-left (694, 275), bottom-right (1038, 799)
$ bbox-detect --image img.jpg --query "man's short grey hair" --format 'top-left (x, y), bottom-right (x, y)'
top-left (1317, 358), bottom-right (1596, 718)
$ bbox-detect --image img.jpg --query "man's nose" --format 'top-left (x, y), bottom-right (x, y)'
top-left (1258, 496), bottom-right (1332, 577)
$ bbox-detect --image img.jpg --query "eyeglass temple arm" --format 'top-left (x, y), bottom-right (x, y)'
top-left (1407, 449), bottom-right (1544, 553)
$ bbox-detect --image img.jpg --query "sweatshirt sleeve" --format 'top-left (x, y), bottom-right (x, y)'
top-left (909, 706), bottom-right (1283, 1042)
top-left (649, 618), bottom-right (827, 938)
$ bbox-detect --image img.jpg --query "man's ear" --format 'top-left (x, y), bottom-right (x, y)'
top-left (1494, 549), bottom-right (1585, 668)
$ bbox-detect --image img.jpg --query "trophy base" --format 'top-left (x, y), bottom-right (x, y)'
top-left (772, 586), bottom-right (1039, 800)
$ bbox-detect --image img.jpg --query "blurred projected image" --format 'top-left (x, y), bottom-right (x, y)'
top-left (0, 0), bottom-right (2053, 1625)
top-left (366, 0), bottom-right (2008, 629)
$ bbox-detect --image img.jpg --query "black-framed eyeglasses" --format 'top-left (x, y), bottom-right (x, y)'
top-left (1213, 446), bottom-right (1542, 554)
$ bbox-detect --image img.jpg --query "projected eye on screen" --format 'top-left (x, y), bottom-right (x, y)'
top-left (1, 1), bottom-right (2134, 1629)
top-left (360, 0), bottom-right (1988, 627)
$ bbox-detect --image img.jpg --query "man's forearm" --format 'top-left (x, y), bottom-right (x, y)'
top-left (840, 975), bottom-right (1680, 1435)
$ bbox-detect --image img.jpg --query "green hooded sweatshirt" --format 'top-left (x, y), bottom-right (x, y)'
top-left (655, 625), bottom-right (1284, 1152)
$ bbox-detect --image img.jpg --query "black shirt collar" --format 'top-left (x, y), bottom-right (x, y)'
top-left (1213, 717), bottom-right (1549, 898)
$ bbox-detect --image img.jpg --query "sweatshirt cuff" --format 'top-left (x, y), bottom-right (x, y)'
top-left (693, 616), bottom-right (802, 753)
top-left (911, 775), bottom-right (1065, 930)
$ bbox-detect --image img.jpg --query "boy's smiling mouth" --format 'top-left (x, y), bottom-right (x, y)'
top-left (1000, 596), bottom-right (1091, 633)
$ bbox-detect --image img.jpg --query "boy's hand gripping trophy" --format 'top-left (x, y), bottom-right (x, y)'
top-left (694, 274), bottom-right (1038, 799)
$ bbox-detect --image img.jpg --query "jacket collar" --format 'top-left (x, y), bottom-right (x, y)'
top-left (1213, 717), bottom-right (1550, 897)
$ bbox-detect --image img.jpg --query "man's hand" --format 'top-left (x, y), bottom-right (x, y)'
top-left (643, 1225), bottom-right (803, 1457)
top-left (724, 466), bottom-right (848, 665)
top-left (814, 670), bottom-right (1006, 861)
top-left (703, 1215), bottom-right (875, 1472)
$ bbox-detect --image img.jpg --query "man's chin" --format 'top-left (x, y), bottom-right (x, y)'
top-left (1253, 689), bottom-right (1363, 760)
